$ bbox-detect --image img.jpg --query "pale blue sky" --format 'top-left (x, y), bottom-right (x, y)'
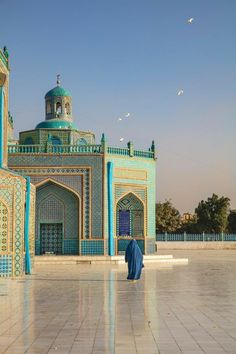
top-left (1, 0), bottom-right (236, 213)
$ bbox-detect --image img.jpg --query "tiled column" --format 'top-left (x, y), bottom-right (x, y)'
top-left (107, 162), bottom-right (114, 256)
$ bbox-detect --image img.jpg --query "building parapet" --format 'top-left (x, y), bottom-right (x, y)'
top-left (107, 146), bottom-right (129, 156)
top-left (8, 144), bottom-right (155, 159)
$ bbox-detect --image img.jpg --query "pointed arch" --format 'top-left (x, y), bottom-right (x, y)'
top-left (35, 179), bottom-right (81, 255)
top-left (116, 191), bottom-right (144, 210)
top-left (46, 100), bottom-right (52, 114)
top-left (35, 177), bottom-right (81, 202)
top-left (56, 101), bottom-right (62, 114)
top-left (116, 192), bottom-right (144, 237)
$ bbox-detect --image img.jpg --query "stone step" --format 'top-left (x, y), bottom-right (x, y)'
top-left (34, 254), bottom-right (188, 265)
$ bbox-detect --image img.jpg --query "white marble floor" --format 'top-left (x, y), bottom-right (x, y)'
top-left (0, 250), bottom-right (236, 354)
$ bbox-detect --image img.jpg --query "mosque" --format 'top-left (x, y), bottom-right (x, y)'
top-left (0, 48), bottom-right (156, 277)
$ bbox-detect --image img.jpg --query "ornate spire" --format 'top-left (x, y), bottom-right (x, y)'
top-left (101, 133), bottom-right (107, 143)
top-left (3, 46), bottom-right (9, 59)
top-left (56, 74), bottom-right (61, 87)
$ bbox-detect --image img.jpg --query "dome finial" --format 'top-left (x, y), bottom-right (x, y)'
top-left (56, 74), bottom-right (61, 87)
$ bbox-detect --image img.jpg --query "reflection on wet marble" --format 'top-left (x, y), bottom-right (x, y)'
top-left (0, 250), bottom-right (236, 353)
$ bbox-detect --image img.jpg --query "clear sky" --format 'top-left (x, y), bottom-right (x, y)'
top-left (1, 0), bottom-right (236, 213)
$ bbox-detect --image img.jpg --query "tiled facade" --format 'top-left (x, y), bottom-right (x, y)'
top-left (7, 79), bottom-right (156, 257)
top-left (0, 171), bottom-right (25, 276)
top-left (104, 152), bottom-right (156, 254)
top-left (0, 48), bottom-right (35, 277)
top-left (0, 169), bottom-right (36, 277)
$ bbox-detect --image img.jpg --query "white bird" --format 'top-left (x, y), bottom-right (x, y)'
top-left (177, 89), bottom-right (184, 96)
top-left (187, 17), bottom-right (194, 24)
top-left (117, 117), bottom-right (122, 121)
top-left (119, 137), bottom-right (124, 142)
top-left (125, 113), bottom-right (130, 118)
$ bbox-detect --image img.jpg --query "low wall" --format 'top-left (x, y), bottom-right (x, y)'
top-left (156, 242), bottom-right (236, 250)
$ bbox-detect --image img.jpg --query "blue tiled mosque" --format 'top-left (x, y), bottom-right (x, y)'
top-left (6, 73), bottom-right (156, 257)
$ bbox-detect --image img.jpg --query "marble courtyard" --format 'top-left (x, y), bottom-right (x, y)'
top-left (0, 250), bottom-right (236, 354)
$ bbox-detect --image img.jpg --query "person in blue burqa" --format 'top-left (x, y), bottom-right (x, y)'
top-left (125, 239), bottom-right (144, 281)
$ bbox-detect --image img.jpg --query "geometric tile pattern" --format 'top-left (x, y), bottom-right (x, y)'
top-left (13, 167), bottom-right (89, 238)
top-left (40, 223), bottom-right (63, 255)
top-left (8, 154), bottom-right (104, 239)
top-left (81, 240), bottom-right (104, 255)
top-left (13, 178), bottom-right (26, 277)
top-left (40, 195), bottom-right (64, 220)
top-left (30, 187), bottom-right (36, 258)
top-left (30, 174), bottom-right (83, 196)
top-left (115, 184), bottom-right (146, 204)
top-left (0, 201), bottom-right (9, 253)
top-left (19, 128), bottom-right (95, 146)
top-left (63, 239), bottom-right (79, 254)
top-left (117, 238), bottom-right (144, 254)
top-left (0, 254), bottom-right (12, 276)
top-left (0, 171), bottom-right (35, 277)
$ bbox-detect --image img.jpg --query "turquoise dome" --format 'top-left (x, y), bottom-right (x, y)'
top-left (45, 86), bottom-right (71, 98)
top-left (36, 119), bottom-right (76, 129)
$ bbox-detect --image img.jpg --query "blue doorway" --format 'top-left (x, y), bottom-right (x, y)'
top-left (40, 223), bottom-right (63, 255)
top-left (118, 210), bottom-right (130, 236)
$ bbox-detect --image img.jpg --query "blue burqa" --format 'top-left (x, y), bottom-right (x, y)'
top-left (125, 239), bottom-right (144, 280)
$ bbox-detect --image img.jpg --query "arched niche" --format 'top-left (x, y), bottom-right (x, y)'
top-left (56, 101), bottom-right (62, 114)
top-left (36, 180), bottom-right (81, 255)
top-left (116, 192), bottom-right (144, 237)
top-left (46, 101), bottom-right (52, 114)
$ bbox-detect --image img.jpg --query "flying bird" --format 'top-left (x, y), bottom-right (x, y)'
top-left (125, 113), bottom-right (130, 118)
top-left (119, 137), bottom-right (124, 142)
top-left (177, 89), bottom-right (184, 96)
top-left (187, 18), bottom-right (194, 24)
top-left (117, 117), bottom-right (122, 121)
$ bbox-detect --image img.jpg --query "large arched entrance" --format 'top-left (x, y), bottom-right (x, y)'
top-left (116, 192), bottom-right (144, 237)
top-left (35, 180), bottom-right (80, 255)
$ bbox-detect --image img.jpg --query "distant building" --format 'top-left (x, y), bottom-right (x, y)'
top-left (181, 212), bottom-right (195, 223)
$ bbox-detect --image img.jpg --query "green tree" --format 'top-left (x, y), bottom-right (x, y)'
top-left (195, 194), bottom-right (230, 233)
top-left (156, 200), bottom-right (181, 233)
top-left (227, 210), bottom-right (236, 233)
